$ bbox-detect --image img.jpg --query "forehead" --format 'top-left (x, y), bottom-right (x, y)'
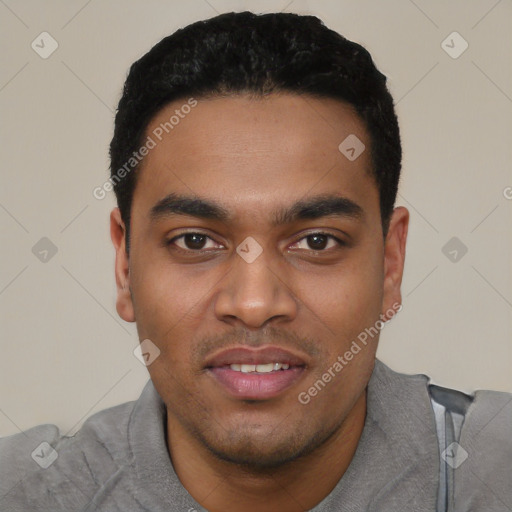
top-left (132, 93), bottom-right (378, 223)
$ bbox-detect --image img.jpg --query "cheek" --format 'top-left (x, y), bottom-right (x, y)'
top-left (296, 249), bottom-right (384, 337)
top-left (129, 253), bottom-right (208, 342)
top-left (129, 253), bottom-right (233, 378)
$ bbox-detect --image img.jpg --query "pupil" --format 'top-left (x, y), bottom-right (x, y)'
top-left (185, 234), bottom-right (206, 249)
top-left (308, 234), bottom-right (327, 250)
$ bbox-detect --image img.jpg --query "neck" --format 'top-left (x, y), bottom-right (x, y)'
top-left (166, 390), bottom-right (367, 512)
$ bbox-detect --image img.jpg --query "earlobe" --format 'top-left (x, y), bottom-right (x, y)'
top-left (110, 208), bottom-right (135, 323)
top-left (381, 207), bottom-right (409, 320)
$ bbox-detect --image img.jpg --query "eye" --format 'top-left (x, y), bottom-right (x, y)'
top-left (167, 232), bottom-right (223, 252)
top-left (290, 232), bottom-right (345, 252)
top-left (166, 231), bottom-right (345, 255)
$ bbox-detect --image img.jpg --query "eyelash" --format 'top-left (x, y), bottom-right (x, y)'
top-left (166, 231), bottom-right (346, 254)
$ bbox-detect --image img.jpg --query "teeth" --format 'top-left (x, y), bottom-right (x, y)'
top-left (230, 363), bottom-right (291, 373)
top-left (255, 363), bottom-right (274, 373)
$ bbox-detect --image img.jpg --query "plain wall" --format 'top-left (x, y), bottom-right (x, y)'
top-left (1, 0), bottom-right (511, 437)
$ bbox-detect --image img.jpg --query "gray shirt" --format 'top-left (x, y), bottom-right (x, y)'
top-left (1, 359), bottom-right (510, 511)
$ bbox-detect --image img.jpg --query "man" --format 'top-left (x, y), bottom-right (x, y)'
top-left (1, 11), bottom-right (510, 512)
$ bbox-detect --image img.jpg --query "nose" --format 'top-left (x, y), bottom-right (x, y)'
top-left (214, 245), bottom-right (298, 329)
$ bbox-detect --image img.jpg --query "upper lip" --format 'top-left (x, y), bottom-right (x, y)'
top-left (204, 346), bottom-right (308, 368)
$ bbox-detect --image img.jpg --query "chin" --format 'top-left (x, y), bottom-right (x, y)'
top-left (200, 426), bottom-right (332, 471)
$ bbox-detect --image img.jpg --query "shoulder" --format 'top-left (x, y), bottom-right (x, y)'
top-left (373, 358), bottom-right (511, 422)
top-left (0, 398), bottom-right (137, 511)
top-left (426, 376), bottom-right (512, 437)
top-left (376, 360), bottom-right (512, 511)
top-left (454, 388), bottom-right (512, 510)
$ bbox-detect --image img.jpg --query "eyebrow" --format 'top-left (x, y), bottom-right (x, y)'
top-left (149, 192), bottom-right (364, 225)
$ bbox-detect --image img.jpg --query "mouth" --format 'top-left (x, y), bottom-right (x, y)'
top-left (204, 347), bottom-right (307, 400)
top-left (228, 362), bottom-right (291, 372)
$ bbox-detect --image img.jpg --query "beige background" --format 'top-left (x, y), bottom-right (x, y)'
top-left (1, 0), bottom-right (511, 437)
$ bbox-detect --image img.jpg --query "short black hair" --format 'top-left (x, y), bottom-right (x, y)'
top-left (109, 11), bottom-right (401, 251)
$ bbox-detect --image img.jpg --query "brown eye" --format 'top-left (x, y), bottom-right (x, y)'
top-left (290, 232), bottom-right (344, 252)
top-left (306, 234), bottom-right (329, 250)
top-left (180, 233), bottom-right (207, 250)
top-left (167, 232), bottom-right (222, 252)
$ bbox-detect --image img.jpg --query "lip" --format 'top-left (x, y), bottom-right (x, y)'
top-left (204, 346), bottom-right (308, 400)
top-left (204, 346), bottom-right (307, 368)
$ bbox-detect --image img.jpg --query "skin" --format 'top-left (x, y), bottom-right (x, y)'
top-left (110, 93), bottom-right (409, 512)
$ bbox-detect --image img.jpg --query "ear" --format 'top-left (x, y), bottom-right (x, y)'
top-left (381, 206), bottom-right (409, 320)
top-left (110, 208), bottom-right (135, 322)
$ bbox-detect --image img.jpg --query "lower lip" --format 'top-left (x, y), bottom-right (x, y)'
top-left (208, 366), bottom-right (305, 400)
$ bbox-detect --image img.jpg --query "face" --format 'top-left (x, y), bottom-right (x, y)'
top-left (111, 93), bottom-right (408, 468)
